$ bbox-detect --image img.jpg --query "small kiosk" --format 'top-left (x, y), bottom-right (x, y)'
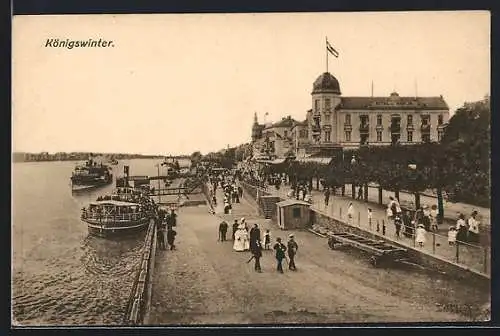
top-left (276, 199), bottom-right (312, 230)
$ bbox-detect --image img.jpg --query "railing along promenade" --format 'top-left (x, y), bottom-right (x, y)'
top-left (240, 180), bottom-right (490, 277)
top-left (122, 219), bottom-right (157, 325)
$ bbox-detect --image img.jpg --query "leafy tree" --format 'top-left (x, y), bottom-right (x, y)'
top-left (440, 99), bottom-right (490, 206)
top-left (190, 151), bottom-right (203, 167)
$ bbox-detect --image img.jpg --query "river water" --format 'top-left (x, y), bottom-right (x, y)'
top-left (12, 159), bottom-right (187, 326)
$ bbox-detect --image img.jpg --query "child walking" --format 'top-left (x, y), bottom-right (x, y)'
top-left (448, 226), bottom-right (457, 245)
top-left (263, 229), bottom-right (271, 250)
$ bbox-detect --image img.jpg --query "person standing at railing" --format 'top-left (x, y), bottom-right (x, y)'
top-left (448, 226), bottom-right (457, 245)
top-left (422, 205), bottom-right (432, 232)
top-left (415, 224), bottom-right (426, 247)
top-left (347, 203), bottom-right (354, 225)
top-left (156, 218), bottom-right (166, 250)
top-left (402, 209), bottom-right (413, 238)
top-left (456, 213), bottom-right (468, 243)
top-left (166, 227), bottom-right (177, 251)
top-left (430, 205), bottom-right (439, 232)
top-left (367, 208), bottom-right (373, 230)
top-left (467, 211), bottom-right (480, 244)
top-left (324, 188), bottom-right (331, 207)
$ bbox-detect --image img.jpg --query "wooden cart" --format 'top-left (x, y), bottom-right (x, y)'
top-left (327, 232), bottom-right (408, 267)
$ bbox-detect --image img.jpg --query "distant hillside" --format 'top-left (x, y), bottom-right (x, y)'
top-left (12, 152), bottom-right (186, 162)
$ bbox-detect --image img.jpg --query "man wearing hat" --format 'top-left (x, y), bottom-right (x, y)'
top-left (273, 237), bottom-right (287, 273)
top-left (287, 234), bottom-right (299, 271)
top-left (232, 219), bottom-right (239, 240)
top-left (249, 223), bottom-right (261, 252)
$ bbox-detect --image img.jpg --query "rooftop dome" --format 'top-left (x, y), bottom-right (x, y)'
top-left (312, 72), bottom-right (341, 95)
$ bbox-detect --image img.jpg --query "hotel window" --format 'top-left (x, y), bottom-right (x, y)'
top-left (376, 131), bottom-right (382, 141)
top-left (325, 131), bottom-right (331, 142)
top-left (407, 131), bottom-right (413, 142)
top-left (438, 114), bottom-right (443, 125)
top-left (325, 98), bottom-right (331, 112)
top-left (360, 115), bottom-right (369, 128)
top-left (284, 131), bottom-right (288, 137)
top-left (407, 115), bottom-right (413, 125)
top-left (324, 114), bottom-right (330, 122)
top-left (345, 131), bottom-right (351, 141)
top-left (345, 114), bottom-right (351, 125)
top-left (315, 99), bottom-right (320, 113)
top-left (422, 133), bottom-right (430, 143)
top-left (421, 115), bottom-right (430, 126)
top-left (377, 114), bottom-right (382, 126)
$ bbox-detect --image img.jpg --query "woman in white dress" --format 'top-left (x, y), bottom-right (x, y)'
top-left (415, 224), bottom-right (426, 247)
top-left (233, 224), bottom-right (247, 251)
top-left (242, 227), bottom-right (250, 251)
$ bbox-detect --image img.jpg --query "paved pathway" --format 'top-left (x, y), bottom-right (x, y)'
top-left (268, 185), bottom-right (490, 276)
top-left (148, 192), bottom-right (488, 325)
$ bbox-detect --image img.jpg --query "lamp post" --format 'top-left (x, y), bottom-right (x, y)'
top-left (156, 163), bottom-right (162, 204)
top-left (351, 155), bottom-right (357, 199)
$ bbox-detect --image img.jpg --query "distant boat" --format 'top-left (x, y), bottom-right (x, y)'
top-left (71, 159), bottom-right (113, 192)
top-left (108, 158), bottom-right (119, 165)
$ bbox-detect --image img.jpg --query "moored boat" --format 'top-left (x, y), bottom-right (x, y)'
top-left (71, 159), bottom-right (113, 192)
top-left (81, 200), bottom-right (152, 238)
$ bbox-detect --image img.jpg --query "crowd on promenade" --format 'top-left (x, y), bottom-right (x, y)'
top-left (205, 167), bottom-right (301, 273)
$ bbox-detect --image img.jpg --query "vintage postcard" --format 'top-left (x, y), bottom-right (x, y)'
top-left (12, 11), bottom-right (490, 327)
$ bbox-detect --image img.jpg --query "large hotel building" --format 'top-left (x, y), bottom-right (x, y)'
top-left (251, 71), bottom-right (450, 159)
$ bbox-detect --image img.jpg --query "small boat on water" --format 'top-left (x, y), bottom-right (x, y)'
top-left (81, 187), bottom-right (157, 238)
top-left (71, 159), bottom-right (113, 192)
top-left (108, 158), bottom-right (119, 165)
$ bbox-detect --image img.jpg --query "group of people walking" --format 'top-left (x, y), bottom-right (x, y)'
top-left (218, 217), bottom-right (299, 273)
top-left (156, 208), bottom-right (178, 251)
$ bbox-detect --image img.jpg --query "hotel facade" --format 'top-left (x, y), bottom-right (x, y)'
top-left (252, 71), bottom-right (450, 159)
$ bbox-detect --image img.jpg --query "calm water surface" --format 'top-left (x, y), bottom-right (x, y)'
top-left (12, 159), bottom-right (178, 326)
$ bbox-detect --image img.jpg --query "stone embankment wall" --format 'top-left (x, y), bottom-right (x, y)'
top-left (123, 220), bottom-right (157, 325)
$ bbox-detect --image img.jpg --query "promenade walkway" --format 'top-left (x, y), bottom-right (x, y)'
top-left (267, 185), bottom-right (490, 276)
top-left (147, 188), bottom-right (488, 325)
top-left (348, 183), bottom-right (490, 241)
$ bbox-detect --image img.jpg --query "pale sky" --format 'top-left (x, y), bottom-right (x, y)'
top-left (12, 11), bottom-right (490, 155)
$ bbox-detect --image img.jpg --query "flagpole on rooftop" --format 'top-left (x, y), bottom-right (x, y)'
top-left (326, 36), bottom-right (329, 73)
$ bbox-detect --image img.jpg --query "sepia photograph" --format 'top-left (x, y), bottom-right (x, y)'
top-left (12, 11), bottom-right (490, 326)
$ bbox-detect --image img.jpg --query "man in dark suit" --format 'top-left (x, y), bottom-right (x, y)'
top-left (232, 219), bottom-right (239, 240)
top-left (287, 234), bottom-right (299, 271)
top-left (219, 221), bottom-right (229, 242)
top-left (249, 223), bottom-right (261, 252)
top-left (273, 238), bottom-right (287, 273)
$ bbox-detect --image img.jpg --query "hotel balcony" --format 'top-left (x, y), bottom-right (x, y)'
top-left (390, 124), bottom-right (401, 133)
top-left (359, 124), bottom-right (369, 133)
top-left (421, 124), bottom-right (431, 132)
